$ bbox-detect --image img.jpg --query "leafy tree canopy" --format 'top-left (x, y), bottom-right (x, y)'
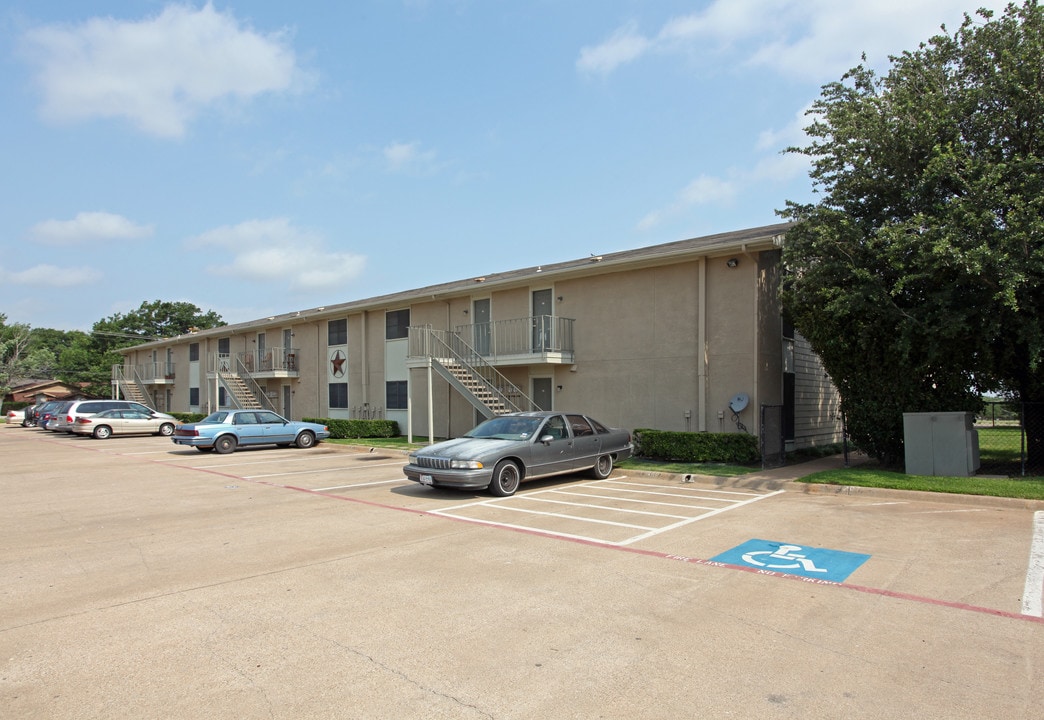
top-left (91, 300), bottom-right (225, 348)
top-left (780, 1), bottom-right (1044, 466)
top-left (3, 302), bottom-right (225, 401)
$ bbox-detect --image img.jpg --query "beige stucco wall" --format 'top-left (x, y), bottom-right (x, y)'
top-left (116, 227), bottom-right (844, 450)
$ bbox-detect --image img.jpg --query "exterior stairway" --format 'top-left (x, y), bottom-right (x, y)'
top-left (219, 372), bottom-right (264, 410)
top-left (111, 365), bottom-right (156, 410)
top-left (435, 359), bottom-right (512, 416)
top-left (120, 382), bottom-right (151, 407)
top-left (413, 327), bottom-right (536, 418)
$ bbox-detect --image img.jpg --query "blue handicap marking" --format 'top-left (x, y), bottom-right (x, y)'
top-left (711, 539), bottom-right (870, 583)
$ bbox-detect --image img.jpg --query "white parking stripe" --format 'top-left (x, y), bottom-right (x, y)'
top-left (433, 478), bottom-right (785, 546)
top-left (1023, 511), bottom-right (1044, 617)
top-left (245, 461), bottom-right (405, 479)
top-left (492, 504), bottom-right (655, 531)
top-left (311, 479), bottom-right (405, 491)
top-left (601, 480), bottom-right (764, 496)
top-left (549, 488), bottom-right (731, 511)
top-left (521, 495), bottom-right (693, 520)
top-left (619, 490), bottom-right (785, 545)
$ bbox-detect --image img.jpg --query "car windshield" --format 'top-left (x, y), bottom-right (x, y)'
top-left (201, 412), bottom-right (230, 423)
top-left (464, 416), bottom-right (543, 441)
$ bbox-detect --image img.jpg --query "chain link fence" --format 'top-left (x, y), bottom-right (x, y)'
top-left (976, 400), bottom-right (1044, 477)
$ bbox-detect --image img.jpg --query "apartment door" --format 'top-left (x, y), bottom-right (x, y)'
top-left (532, 289), bottom-right (552, 352)
top-left (532, 377), bottom-right (552, 411)
top-left (473, 298), bottom-right (491, 355)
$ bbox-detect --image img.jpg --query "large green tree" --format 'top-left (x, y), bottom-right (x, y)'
top-left (73, 301), bottom-right (226, 396)
top-left (780, 1), bottom-right (1044, 467)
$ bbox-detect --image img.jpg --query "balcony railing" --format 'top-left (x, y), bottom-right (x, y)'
top-left (412, 316), bottom-right (574, 363)
top-left (136, 361), bottom-right (175, 382)
top-left (207, 347), bottom-right (300, 374)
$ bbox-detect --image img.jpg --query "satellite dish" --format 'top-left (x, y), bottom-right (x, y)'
top-left (729, 393), bottom-right (750, 413)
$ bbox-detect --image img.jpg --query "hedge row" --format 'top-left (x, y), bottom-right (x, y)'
top-left (634, 428), bottom-right (760, 464)
top-left (303, 418), bottom-right (399, 439)
top-left (168, 413), bottom-right (398, 440)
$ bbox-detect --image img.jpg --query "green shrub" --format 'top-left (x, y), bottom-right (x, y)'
top-left (634, 428), bottom-right (760, 464)
top-left (305, 418), bottom-right (399, 439)
top-left (171, 412), bottom-right (208, 423)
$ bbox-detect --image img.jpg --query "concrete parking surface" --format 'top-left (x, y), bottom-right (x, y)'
top-left (2, 426), bottom-right (1042, 719)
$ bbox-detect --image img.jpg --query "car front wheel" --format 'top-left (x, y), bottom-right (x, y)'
top-left (158, 423), bottom-right (175, 437)
top-left (589, 454), bottom-right (613, 479)
top-left (488, 460), bottom-right (521, 497)
top-left (93, 425), bottom-right (112, 440)
top-left (214, 435), bottom-right (237, 454)
top-left (295, 431), bottom-right (316, 449)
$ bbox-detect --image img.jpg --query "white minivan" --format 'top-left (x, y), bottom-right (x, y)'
top-left (48, 400), bottom-right (175, 434)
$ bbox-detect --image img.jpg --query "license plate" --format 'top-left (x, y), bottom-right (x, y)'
top-left (419, 474), bottom-right (434, 486)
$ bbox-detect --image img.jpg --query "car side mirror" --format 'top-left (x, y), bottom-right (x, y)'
top-left (540, 434), bottom-right (554, 445)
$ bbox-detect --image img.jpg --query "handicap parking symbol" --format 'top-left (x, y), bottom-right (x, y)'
top-left (711, 539), bottom-right (870, 583)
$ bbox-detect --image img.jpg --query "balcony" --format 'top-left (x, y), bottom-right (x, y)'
top-left (137, 362), bottom-right (176, 384)
top-left (207, 347), bottom-right (300, 378)
top-left (409, 316), bottom-right (574, 366)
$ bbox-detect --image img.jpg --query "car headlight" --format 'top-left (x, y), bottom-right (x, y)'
top-left (408, 453), bottom-right (418, 464)
top-left (451, 460), bottom-right (484, 470)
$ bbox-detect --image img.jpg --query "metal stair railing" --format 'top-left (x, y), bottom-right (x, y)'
top-left (411, 326), bottom-right (536, 416)
top-left (111, 364), bottom-right (155, 409)
top-left (218, 356), bottom-right (275, 412)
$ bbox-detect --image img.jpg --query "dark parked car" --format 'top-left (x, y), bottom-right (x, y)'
top-left (403, 411), bottom-right (633, 497)
top-left (36, 400), bottom-right (73, 430)
top-left (172, 410), bottom-right (330, 454)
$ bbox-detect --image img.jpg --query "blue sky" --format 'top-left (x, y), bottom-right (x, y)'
top-left (1, 0), bottom-right (1007, 332)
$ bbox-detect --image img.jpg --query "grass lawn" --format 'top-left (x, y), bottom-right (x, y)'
top-left (800, 464), bottom-right (1044, 501)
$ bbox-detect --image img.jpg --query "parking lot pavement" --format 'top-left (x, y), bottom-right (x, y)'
top-left (2, 428), bottom-right (1043, 719)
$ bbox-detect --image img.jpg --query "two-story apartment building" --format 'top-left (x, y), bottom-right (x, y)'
top-left (116, 222), bottom-right (843, 451)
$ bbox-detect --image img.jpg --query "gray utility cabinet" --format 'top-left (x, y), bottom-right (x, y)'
top-left (903, 411), bottom-right (981, 477)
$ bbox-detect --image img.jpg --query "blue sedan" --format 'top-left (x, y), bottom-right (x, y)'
top-left (172, 410), bottom-right (330, 454)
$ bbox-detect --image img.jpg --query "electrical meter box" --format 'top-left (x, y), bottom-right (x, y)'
top-left (902, 411), bottom-right (981, 477)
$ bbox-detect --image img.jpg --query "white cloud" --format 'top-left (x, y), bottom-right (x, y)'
top-left (28, 211), bottom-right (154, 245)
top-left (187, 218), bottom-right (366, 292)
top-left (0, 264), bottom-right (102, 286)
top-left (383, 141), bottom-right (439, 174)
top-left (21, 2), bottom-right (303, 138)
top-left (578, 0), bottom-right (1010, 81)
top-left (637, 175), bottom-right (738, 231)
top-left (576, 24), bottom-right (650, 75)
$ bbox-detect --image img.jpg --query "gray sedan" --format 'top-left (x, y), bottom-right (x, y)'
top-left (403, 411), bottom-right (632, 496)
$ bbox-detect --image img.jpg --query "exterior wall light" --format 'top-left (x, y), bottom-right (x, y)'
top-left (726, 258), bottom-right (739, 268)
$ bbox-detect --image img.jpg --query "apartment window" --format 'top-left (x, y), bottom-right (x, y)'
top-left (329, 383), bottom-right (348, 409)
top-left (386, 381), bottom-right (408, 410)
top-left (328, 319), bottom-right (347, 346)
top-left (189, 343), bottom-right (199, 361)
top-left (386, 309), bottom-right (410, 340)
top-left (218, 338), bottom-right (230, 354)
top-left (189, 388), bottom-right (199, 406)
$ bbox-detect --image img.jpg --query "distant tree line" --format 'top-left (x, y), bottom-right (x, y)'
top-left (0, 301), bottom-right (225, 400)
